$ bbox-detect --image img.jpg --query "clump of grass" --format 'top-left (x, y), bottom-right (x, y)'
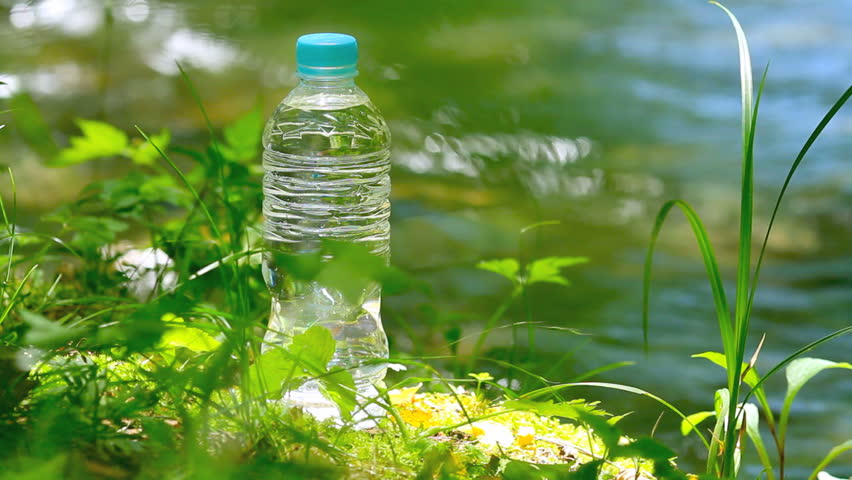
top-left (642, 3), bottom-right (852, 479)
top-left (0, 65), bottom-right (688, 480)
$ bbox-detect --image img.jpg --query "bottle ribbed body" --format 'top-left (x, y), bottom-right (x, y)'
top-left (261, 79), bottom-right (391, 395)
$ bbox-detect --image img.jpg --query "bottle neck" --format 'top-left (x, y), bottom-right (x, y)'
top-left (298, 76), bottom-right (357, 88)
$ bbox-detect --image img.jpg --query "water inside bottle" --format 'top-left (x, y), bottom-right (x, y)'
top-left (261, 97), bottom-right (391, 423)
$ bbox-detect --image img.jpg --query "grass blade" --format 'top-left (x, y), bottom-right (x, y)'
top-left (745, 85), bottom-right (852, 321)
top-left (710, 1), bottom-right (753, 156)
top-left (808, 440), bottom-right (852, 480)
top-left (642, 200), bottom-right (733, 359)
top-left (710, 3), bottom-right (761, 473)
top-left (135, 126), bottom-right (221, 240)
top-left (521, 381), bottom-right (711, 450)
top-left (0, 264), bottom-right (38, 326)
top-left (742, 326), bottom-right (852, 404)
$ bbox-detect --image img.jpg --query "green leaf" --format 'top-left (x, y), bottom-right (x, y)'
top-left (9, 93), bottom-right (58, 158)
top-left (130, 129), bottom-right (170, 165)
top-left (642, 200), bottom-right (732, 358)
top-left (221, 107), bottom-right (264, 162)
top-left (289, 325), bottom-right (335, 371)
top-left (577, 411), bottom-right (621, 450)
top-left (680, 411), bottom-right (715, 436)
top-left (741, 402), bottom-right (774, 480)
top-left (248, 347), bottom-right (302, 398)
top-left (53, 119), bottom-right (129, 166)
top-left (502, 461), bottom-right (583, 480)
top-left (780, 358), bottom-right (852, 441)
top-left (785, 358), bottom-right (852, 401)
top-left (66, 216), bottom-right (128, 251)
top-left (319, 368), bottom-right (357, 421)
top-left (468, 372), bottom-right (494, 382)
top-left (611, 436), bottom-right (676, 462)
top-left (158, 315), bottom-right (220, 352)
top-left (94, 296), bottom-right (189, 353)
top-left (476, 258), bottom-right (519, 283)
top-left (526, 256), bottom-right (588, 286)
top-left (269, 251), bottom-right (323, 281)
top-left (710, 3), bottom-right (757, 473)
top-left (20, 309), bottom-right (87, 348)
top-left (808, 439), bottom-right (852, 480)
top-left (316, 240), bottom-right (389, 303)
top-left (693, 351), bottom-right (760, 387)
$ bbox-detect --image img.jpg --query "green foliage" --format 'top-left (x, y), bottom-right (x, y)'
top-left (54, 119), bottom-right (129, 166)
top-left (779, 358), bottom-right (852, 442)
top-left (502, 461), bottom-right (582, 480)
top-left (525, 256), bottom-right (589, 286)
top-left (51, 118), bottom-right (172, 167)
top-left (477, 255), bottom-right (589, 287)
top-left (680, 411), bottom-right (714, 436)
top-left (502, 398), bottom-right (607, 421)
top-left (220, 107), bottom-right (264, 163)
top-left (9, 93), bottom-right (58, 158)
top-left (642, 3), bottom-right (852, 479)
top-left (808, 440), bottom-right (852, 480)
top-left (20, 309), bottom-right (86, 348)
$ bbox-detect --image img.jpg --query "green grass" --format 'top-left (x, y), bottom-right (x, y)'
top-left (0, 67), bottom-right (682, 480)
top-left (642, 3), bottom-right (852, 479)
top-left (1, 3), bottom-right (850, 479)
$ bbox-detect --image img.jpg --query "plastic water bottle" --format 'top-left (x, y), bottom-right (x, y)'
top-left (261, 33), bottom-right (391, 421)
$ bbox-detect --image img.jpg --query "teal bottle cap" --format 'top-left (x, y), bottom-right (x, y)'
top-left (296, 33), bottom-right (358, 79)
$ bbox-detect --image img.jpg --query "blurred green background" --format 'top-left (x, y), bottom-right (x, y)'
top-left (1, 0), bottom-right (850, 476)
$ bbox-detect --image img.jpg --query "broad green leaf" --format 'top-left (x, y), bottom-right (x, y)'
top-left (20, 309), bottom-right (87, 348)
top-left (693, 351), bottom-right (760, 387)
top-left (780, 358), bottom-right (852, 441)
top-left (681, 411), bottom-right (715, 436)
top-left (476, 258), bottom-right (519, 283)
top-left (67, 216), bottom-right (128, 251)
top-left (289, 325), bottom-right (335, 371)
top-left (785, 358), bottom-right (852, 401)
top-left (502, 461), bottom-right (587, 480)
top-left (808, 440), bottom-right (852, 480)
top-left (9, 93), bottom-right (58, 158)
top-left (319, 368), bottom-right (357, 421)
top-left (158, 315), bottom-right (220, 352)
top-left (130, 129), bottom-right (170, 165)
top-left (468, 372), bottom-right (493, 383)
top-left (526, 256), bottom-right (588, 286)
top-left (611, 436), bottom-right (676, 462)
top-left (314, 240), bottom-right (410, 303)
top-left (742, 402), bottom-right (774, 480)
top-left (577, 411), bottom-right (620, 450)
top-left (221, 107), bottom-right (264, 162)
top-left (247, 347), bottom-right (302, 398)
top-left (53, 119), bottom-right (128, 166)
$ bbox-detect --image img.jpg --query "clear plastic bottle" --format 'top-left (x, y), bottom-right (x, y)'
top-left (261, 33), bottom-right (390, 421)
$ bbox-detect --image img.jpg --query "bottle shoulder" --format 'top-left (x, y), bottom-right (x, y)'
top-left (282, 83), bottom-right (371, 111)
top-left (263, 84), bottom-right (390, 157)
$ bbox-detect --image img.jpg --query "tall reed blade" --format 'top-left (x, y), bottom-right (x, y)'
top-left (709, 2), bottom-right (761, 474)
top-left (642, 200), bottom-right (733, 359)
top-left (745, 84), bottom-right (852, 319)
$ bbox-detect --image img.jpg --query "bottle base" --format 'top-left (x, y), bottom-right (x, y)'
top-left (280, 379), bottom-right (387, 429)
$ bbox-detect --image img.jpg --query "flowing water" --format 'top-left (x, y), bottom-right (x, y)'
top-left (1, 0), bottom-right (850, 475)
